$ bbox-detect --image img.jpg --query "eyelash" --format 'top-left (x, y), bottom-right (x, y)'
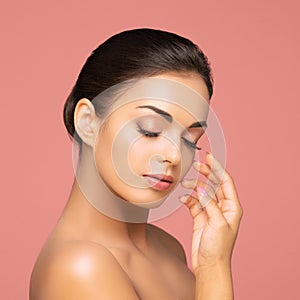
top-left (136, 125), bottom-right (202, 150)
top-left (137, 126), bottom-right (161, 138)
top-left (182, 138), bottom-right (202, 150)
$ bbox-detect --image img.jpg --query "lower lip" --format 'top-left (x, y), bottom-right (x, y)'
top-left (144, 176), bottom-right (172, 191)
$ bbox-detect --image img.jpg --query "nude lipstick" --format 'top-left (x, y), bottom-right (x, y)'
top-left (143, 174), bottom-right (174, 191)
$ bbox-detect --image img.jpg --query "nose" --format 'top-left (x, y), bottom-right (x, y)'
top-left (160, 135), bottom-right (181, 166)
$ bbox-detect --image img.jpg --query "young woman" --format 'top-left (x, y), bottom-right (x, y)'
top-left (30, 28), bottom-right (243, 300)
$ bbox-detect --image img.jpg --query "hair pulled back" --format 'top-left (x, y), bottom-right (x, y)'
top-left (63, 28), bottom-right (213, 146)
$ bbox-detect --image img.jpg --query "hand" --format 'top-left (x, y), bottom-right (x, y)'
top-left (179, 152), bottom-right (243, 274)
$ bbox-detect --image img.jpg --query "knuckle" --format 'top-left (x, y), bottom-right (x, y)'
top-left (235, 204), bottom-right (243, 220)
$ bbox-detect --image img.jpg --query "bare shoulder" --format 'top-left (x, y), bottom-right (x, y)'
top-left (30, 241), bottom-right (139, 300)
top-left (147, 223), bottom-right (187, 264)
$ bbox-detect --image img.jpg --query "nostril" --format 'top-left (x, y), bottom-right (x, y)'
top-left (162, 159), bottom-right (172, 163)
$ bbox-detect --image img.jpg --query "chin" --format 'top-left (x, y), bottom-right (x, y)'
top-left (130, 197), bottom-right (166, 209)
top-left (117, 187), bottom-right (170, 209)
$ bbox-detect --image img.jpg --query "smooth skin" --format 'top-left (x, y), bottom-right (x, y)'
top-left (30, 72), bottom-right (242, 300)
top-left (181, 152), bottom-right (243, 299)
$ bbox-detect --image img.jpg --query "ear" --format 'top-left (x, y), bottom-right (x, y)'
top-left (74, 98), bottom-right (101, 147)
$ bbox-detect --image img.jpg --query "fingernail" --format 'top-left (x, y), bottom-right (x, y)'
top-left (193, 161), bottom-right (200, 168)
top-left (197, 186), bottom-right (214, 207)
top-left (181, 179), bottom-right (197, 189)
top-left (181, 178), bottom-right (191, 183)
top-left (178, 195), bottom-right (189, 203)
top-left (206, 150), bottom-right (212, 157)
top-left (197, 186), bottom-right (208, 196)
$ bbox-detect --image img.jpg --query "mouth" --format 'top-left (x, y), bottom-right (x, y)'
top-left (142, 174), bottom-right (174, 191)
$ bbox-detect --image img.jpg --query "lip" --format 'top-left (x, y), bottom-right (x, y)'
top-left (143, 174), bottom-right (174, 191)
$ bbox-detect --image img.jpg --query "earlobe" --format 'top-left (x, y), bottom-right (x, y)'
top-left (74, 98), bottom-right (101, 147)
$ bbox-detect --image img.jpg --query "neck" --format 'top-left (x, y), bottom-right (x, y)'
top-left (63, 181), bottom-right (150, 250)
top-left (59, 145), bottom-right (150, 252)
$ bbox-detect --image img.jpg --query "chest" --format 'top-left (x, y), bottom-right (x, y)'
top-left (112, 249), bottom-right (195, 300)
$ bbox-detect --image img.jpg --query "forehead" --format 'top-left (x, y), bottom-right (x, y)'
top-left (93, 77), bottom-right (210, 123)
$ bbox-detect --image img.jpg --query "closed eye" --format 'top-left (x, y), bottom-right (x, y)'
top-left (137, 124), bottom-right (201, 150)
top-left (136, 124), bottom-right (161, 137)
top-left (182, 138), bottom-right (201, 150)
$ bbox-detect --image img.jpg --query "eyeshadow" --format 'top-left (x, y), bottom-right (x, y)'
top-left (135, 115), bottom-right (167, 132)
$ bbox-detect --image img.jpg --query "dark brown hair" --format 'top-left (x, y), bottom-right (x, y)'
top-left (63, 28), bottom-right (213, 146)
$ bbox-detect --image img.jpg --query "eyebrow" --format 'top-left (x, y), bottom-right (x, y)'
top-left (137, 105), bottom-right (173, 122)
top-left (136, 105), bottom-right (207, 129)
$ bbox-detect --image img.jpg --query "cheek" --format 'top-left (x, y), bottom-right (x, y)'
top-left (93, 130), bottom-right (115, 179)
top-left (110, 125), bottom-right (151, 188)
top-left (179, 140), bottom-right (196, 177)
top-left (180, 150), bottom-right (194, 177)
top-left (127, 139), bottom-right (155, 174)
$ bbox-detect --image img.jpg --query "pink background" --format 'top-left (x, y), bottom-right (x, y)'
top-left (1, 0), bottom-right (299, 299)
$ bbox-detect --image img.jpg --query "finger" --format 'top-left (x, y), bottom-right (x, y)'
top-left (197, 185), bottom-right (216, 207)
top-left (201, 193), bottom-right (228, 227)
top-left (192, 162), bottom-right (226, 203)
top-left (205, 153), bottom-right (243, 228)
top-left (193, 161), bottom-right (220, 186)
top-left (180, 178), bottom-right (198, 189)
top-left (179, 194), bottom-right (203, 218)
top-left (214, 184), bottom-right (226, 202)
top-left (205, 153), bottom-right (239, 201)
top-left (181, 179), bottom-right (220, 205)
top-left (193, 162), bottom-right (227, 206)
top-left (181, 178), bottom-right (214, 193)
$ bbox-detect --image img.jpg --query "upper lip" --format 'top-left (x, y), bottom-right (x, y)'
top-left (143, 174), bottom-right (174, 183)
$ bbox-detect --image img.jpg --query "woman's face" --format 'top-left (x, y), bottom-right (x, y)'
top-left (93, 73), bottom-right (210, 208)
